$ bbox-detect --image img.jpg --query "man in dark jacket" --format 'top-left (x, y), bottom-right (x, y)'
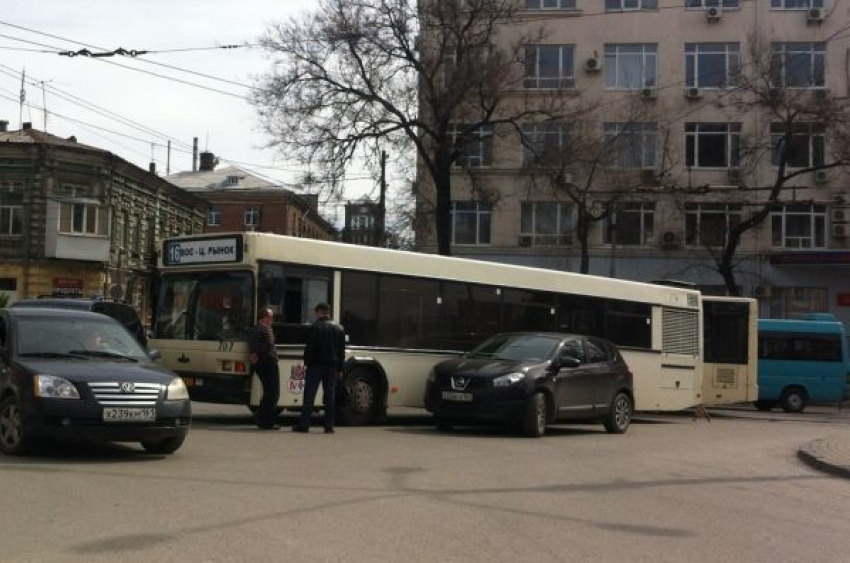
top-left (293, 302), bottom-right (345, 434)
top-left (249, 307), bottom-right (280, 430)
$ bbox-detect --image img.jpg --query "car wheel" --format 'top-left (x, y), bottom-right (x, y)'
top-left (603, 392), bottom-right (633, 434)
top-left (141, 436), bottom-right (186, 454)
top-left (435, 418), bottom-right (453, 432)
top-left (753, 400), bottom-right (776, 412)
top-left (337, 369), bottom-right (381, 426)
top-left (522, 392), bottom-right (547, 438)
top-left (779, 387), bottom-right (807, 413)
top-left (0, 396), bottom-right (32, 456)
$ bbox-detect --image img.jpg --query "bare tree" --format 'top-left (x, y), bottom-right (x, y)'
top-left (707, 37), bottom-right (850, 295)
top-left (252, 0), bottom-right (570, 255)
top-left (517, 95), bottom-right (673, 273)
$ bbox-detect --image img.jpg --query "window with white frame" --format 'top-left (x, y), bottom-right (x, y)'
top-left (521, 122), bottom-right (570, 166)
top-left (520, 202), bottom-right (572, 246)
top-left (524, 45), bottom-right (575, 89)
top-left (769, 287), bottom-right (827, 320)
top-left (771, 204), bottom-right (826, 249)
top-left (526, 0), bottom-right (576, 9)
top-left (603, 122), bottom-right (657, 168)
top-left (685, 123), bottom-right (741, 168)
top-left (605, 0), bottom-right (657, 11)
top-left (604, 44), bottom-right (657, 90)
top-left (770, 0), bottom-right (824, 9)
top-left (442, 44), bottom-right (491, 86)
top-left (770, 123), bottom-right (824, 168)
top-left (771, 43), bottom-right (825, 88)
top-left (605, 202), bottom-right (655, 246)
top-left (449, 123), bottom-right (494, 168)
top-left (685, 0), bottom-right (740, 7)
top-left (0, 182), bottom-right (23, 237)
top-left (685, 43), bottom-right (739, 88)
top-left (451, 201), bottom-right (491, 245)
top-left (224, 176), bottom-right (239, 186)
top-left (244, 207), bottom-right (260, 227)
top-left (59, 202), bottom-right (108, 236)
top-left (351, 215), bottom-right (374, 230)
top-left (207, 205), bottom-right (221, 227)
top-left (685, 203), bottom-right (741, 246)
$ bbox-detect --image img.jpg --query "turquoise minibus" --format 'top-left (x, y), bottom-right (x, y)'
top-left (755, 315), bottom-right (850, 412)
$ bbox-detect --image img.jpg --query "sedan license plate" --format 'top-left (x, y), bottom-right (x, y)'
top-left (441, 391), bottom-right (473, 403)
top-left (102, 408), bottom-right (157, 422)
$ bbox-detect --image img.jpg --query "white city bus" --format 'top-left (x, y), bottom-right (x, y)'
top-left (151, 232), bottom-right (705, 424)
top-left (701, 296), bottom-right (758, 406)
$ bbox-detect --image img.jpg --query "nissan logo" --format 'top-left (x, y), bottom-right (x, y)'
top-left (120, 382), bottom-right (135, 393)
top-left (451, 376), bottom-right (470, 390)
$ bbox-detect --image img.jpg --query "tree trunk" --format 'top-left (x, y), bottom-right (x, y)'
top-left (576, 209), bottom-right (590, 274)
top-left (434, 162), bottom-right (453, 256)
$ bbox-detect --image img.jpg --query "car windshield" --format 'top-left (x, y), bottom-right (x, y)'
top-left (16, 317), bottom-right (148, 361)
top-left (154, 271), bottom-right (253, 341)
top-left (468, 334), bottom-right (561, 362)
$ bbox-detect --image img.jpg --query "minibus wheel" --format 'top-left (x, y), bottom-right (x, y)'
top-left (779, 387), bottom-right (807, 413)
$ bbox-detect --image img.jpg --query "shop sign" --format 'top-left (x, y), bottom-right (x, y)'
top-left (53, 277), bottom-right (83, 296)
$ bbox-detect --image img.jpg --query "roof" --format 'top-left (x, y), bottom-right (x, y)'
top-left (0, 127), bottom-right (108, 153)
top-left (166, 166), bottom-right (282, 192)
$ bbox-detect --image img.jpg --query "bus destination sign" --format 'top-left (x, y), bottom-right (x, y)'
top-left (163, 237), bottom-right (243, 266)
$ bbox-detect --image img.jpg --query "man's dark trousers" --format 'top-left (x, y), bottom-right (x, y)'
top-left (297, 366), bottom-right (337, 431)
top-left (255, 357), bottom-right (280, 428)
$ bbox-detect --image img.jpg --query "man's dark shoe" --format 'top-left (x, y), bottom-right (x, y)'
top-left (258, 424), bottom-right (280, 430)
top-left (292, 426), bottom-right (309, 433)
top-left (324, 428), bottom-right (334, 434)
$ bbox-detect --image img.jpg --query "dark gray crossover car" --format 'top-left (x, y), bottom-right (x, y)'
top-left (0, 308), bottom-right (190, 455)
top-left (424, 332), bottom-right (634, 437)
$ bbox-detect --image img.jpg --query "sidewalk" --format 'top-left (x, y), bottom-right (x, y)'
top-left (798, 436), bottom-right (850, 479)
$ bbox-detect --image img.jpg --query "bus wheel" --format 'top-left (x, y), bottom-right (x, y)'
top-left (753, 401), bottom-right (776, 411)
top-left (521, 392), bottom-right (547, 438)
top-left (780, 388), bottom-right (808, 413)
top-left (338, 369), bottom-right (380, 426)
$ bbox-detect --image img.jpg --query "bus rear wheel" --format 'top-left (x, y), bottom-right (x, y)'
top-left (337, 369), bottom-right (383, 426)
top-left (780, 387), bottom-right (808, 413)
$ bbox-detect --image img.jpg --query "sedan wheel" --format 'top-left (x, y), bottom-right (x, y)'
top-left (522, 392), bottom-right (547, 438)
top-left (0, 396), bottom-right (30, 456)
top-left (603, 392), bottom-right (633, 434)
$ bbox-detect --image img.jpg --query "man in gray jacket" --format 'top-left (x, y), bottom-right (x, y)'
top-left (293, 302), bottom-right (345, 434)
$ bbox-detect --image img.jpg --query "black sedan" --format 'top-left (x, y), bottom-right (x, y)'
top-left (0, 308), bottom-right (191, 455)
top-left (424, 332), bottom-right (634, 437)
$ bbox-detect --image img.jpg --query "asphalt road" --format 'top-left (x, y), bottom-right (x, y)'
top-left (1, 404), bottom-right (849, 563)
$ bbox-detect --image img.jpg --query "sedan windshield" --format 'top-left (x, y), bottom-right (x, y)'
top-left (16, 318), bottom-right (148, 361)
top-left (468, 334), bottom-right (561, 362)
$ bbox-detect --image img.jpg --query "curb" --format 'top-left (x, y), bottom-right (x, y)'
top-left (798, 437), bottom-right (850, 479)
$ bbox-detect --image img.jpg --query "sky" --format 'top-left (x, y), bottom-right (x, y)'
top-left (0, 0), bottom-right (376, 224)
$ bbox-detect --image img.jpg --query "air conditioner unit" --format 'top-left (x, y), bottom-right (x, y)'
top-left (754, 285), bottom-right (772, 299)
top-left (641, 168), bottom-right (657, 184)
top-left (518, 235), bottom-right (533, 247)
top-left (832, 208), bottom-right (848, 223)
top-left (807, 7), bottom-right (826, 23)
top-left (659, 231), bottom-right (681, 250)
top-left (706, 6), bottom-right (722, 22)
top-left (640, 87), bottom-right (657, 99)
top-left (832, 223), bottom-right (848, 238)
top-left (584, 57), bottom-right (602, 72)
top-left (727, 168), bottom-right (743, 185)
top-left (814, 170), bottom-right (829, 183)
top-left (685, 87), bottom-right (702, 100)
top-left (813, 88), bottom-right (830, 101)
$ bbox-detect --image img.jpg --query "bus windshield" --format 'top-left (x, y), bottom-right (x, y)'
top-left (154, 271), bottom-right (253, 341)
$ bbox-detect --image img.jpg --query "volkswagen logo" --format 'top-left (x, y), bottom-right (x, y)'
top-left (451, 376), bottom-right (470, 390)
top-left (120, 382), bottom-right (135, 393)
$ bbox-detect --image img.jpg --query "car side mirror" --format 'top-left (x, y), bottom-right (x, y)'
top-left (555, 354), bottom-right (581, 369)
top-left (147, 348), bottom-right (162, 362)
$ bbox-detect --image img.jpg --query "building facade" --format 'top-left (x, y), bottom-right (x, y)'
top-left (0, 122), bottom-right (206, 316)
top-left (416, 0), bottom-right (850, 324)
top-left (342, 198), bottom-right (383, 246)
top-left (166, 153), bottom-right (336, 241)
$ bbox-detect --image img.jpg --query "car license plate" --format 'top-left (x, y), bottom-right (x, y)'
top-left (441, 391), bottom-right (473, 403)
top-left (102, 408), bottom-right (157, 422)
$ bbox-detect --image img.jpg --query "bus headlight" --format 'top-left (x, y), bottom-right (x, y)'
top-left (34, 375), bottom-right (80, 399)
top-left (166, 377), bottom-right (190, 400)
top-left (493, 373), bottom-right (525, 387)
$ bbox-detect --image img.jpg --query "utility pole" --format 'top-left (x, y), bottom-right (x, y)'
top-left (18, 68), bottom-right (25, 129)
top-left (39, 80), bottom-right (51, 131)
top-left (166, 140), bottom-right (171, 175)
top-left (378, 150), bottom-right (387, 247)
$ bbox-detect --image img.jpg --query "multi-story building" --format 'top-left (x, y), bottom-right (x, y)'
top-left (166, 152), bottom-right (337, 241)
top-left (416, 0), bottom-right (850, 324)
top-left (0, 121), bottom-right (205, 315)
top-left (342, 197), bottom-right (383, 246)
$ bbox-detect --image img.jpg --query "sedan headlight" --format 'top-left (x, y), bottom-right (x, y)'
top-left (34, 375), bottom-right (80, 399)
top-left (166, 377), bottom-right (189, 400)
top-left (493, 372), bottom-right (525, 387)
